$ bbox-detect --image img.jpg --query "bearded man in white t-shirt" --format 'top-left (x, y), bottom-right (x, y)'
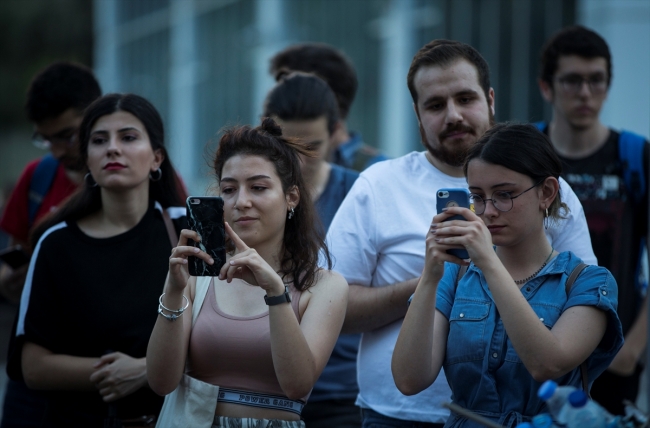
top-left (325, 39), bottom-right (597, 427)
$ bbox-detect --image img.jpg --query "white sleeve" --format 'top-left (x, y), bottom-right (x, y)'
top-left (545, 177), bottom-right (597, 265)
top-left (324, 176), bottom-right (378, 287)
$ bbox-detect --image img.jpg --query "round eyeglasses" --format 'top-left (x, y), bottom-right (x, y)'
top-left (470, 179), bottom-right (544, 215)
top-left (31, 132), bottom-right (77, 150)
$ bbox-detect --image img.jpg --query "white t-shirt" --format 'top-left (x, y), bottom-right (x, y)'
top-left (325, 151), bottom-right (596, 423)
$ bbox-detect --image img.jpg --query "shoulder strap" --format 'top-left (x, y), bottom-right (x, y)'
top-left (192, 277), bottom-right (212, 326)
top-left (564, 263), bottom-right (590, 395)
top-left (161, 208), bottom-right (179, 247)
top-left (28, 154), bottom-right (60, 226)
top-left (564, 263), bottom-right (588, 295)
top-left (618, 131), bottom-right (647, 203)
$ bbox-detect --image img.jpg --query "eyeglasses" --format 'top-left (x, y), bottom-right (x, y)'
top-left (556, 74), bottom-right (608, 95)
top-left (470, 179), bottom-right (544, 215)
top-left (32, 132), bottom-right (77, 150)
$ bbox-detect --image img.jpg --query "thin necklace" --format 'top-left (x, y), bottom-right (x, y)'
top-left (514, 247), bottom-right (555, 285)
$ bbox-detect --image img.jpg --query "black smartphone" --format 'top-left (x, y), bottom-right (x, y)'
top-left (0, 245), bottom-right (30, 269)
top-left (186, 196), bottom-right (227, 276)
top-left (436, 188), bottom-right (471, 260)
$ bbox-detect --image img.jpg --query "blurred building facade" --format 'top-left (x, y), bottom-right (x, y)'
top-left (93, 0), bottom-right (649, 195)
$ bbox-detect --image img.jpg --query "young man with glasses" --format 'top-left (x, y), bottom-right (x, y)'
top-left (0, 62), bottom-right (101, 428)
top-left (325, 39), bottom-right (595, 427)
top-left (537, 25), bottom-right (649, 415)
top-left (0, 63), bottom-right (100, 302)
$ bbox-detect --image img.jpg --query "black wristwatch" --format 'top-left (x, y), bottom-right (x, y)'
top-left (264, 285), bottom-right (292, 306)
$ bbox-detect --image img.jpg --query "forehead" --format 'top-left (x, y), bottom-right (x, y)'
top-left (413, 59), bottom-right (485, 103)
top-left (91, 111), bottom-right (146, 132)
top-left (222, 154), bottom-right (281, 180)
top-left (274, 116), bottom-right (329, 139)
top-left (466, 159), bottom-right (529, 188)
top-left (555, 55), bottom-right (608, 76)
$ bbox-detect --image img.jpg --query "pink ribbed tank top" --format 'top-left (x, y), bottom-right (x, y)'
top-left (186, 278), bottom-right (304, 398)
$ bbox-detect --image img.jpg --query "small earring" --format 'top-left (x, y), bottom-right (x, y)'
top-left (149, 168), bottom-right (162, 182)
top-left (84, 173), bottom-right (98, 187)
top-left (288, 207), bottom-right (295, 219)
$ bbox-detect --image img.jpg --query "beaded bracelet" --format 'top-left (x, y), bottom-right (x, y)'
top-left (158, 294), bottom-right (189, 322)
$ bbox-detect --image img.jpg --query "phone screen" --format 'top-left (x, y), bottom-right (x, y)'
top-left (186, 197), bottom-right (227, 276)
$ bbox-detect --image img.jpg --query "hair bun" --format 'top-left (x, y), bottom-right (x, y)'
top-left (260, 117), bottom-right (283, 137)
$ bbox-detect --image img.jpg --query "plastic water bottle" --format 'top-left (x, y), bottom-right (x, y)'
top-left (531, 413), bottom-right (556, 428)
top-left (537, 380), bottom-right (577, 424)
top-left (561, 390), bottom-right (606, 428)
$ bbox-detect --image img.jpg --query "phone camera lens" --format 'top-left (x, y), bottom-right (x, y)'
top-left (438, 192), bottom-right (444, 198)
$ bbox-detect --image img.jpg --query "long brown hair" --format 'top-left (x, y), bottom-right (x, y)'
top-left (213, 117), bottom-right (331, 291)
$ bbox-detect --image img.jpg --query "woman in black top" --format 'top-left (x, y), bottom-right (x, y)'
top-left (17, 93), bottom-right (186, 426)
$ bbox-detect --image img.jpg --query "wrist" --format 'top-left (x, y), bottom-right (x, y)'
top-left (265, 280), bottom-right (287, 297)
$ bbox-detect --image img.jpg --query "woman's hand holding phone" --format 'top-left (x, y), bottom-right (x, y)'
top-left (168, 229), bottom-right (214, 292)
top-left (430, 207), bottom-right (494, 267)
top-left (218, 222), bottom-right (285, 296)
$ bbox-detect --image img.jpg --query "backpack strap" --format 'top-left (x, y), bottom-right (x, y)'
top-left (618, 131), bottom-right (647, 203)
top-left (28, 154), bottom-right (59, 226)
top-left (564, 263), bottom-right (590, 395)
top-left (532, 121), bottom-right (547, 133)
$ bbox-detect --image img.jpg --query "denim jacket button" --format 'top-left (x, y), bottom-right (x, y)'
top-left (602, 290), bottom-right (607, 296)
top-left (460, 313), bottom-right (465, 318)
top-left (492, 352), bottom-right (498, 358)
top-left (539, 317), bottom-right (544, 322)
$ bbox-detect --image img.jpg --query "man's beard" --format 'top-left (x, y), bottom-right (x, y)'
top-left (421, 122), bottom-right (474, 167)
top-left (421, 109), bottom-right (495, 168)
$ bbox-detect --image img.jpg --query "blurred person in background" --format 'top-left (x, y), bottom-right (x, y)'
top-left (13, 93), bottom-right (187, 427)
top-left (270, 43), bottom-right (388, 172)
top-left (0, 62), bottom-right (101, 303)
top-left (537, 25), bottom-right (649, 415)
top-left (0, 61), bottom-right (101, 428)
top-left (263, 71), bottom-right (361, 427)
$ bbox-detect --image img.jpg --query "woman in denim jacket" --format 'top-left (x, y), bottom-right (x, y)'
top-left (392, 123), bottom-right (623, 428)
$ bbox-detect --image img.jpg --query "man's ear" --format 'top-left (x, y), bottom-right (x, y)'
top-left (413, 103), bottom-right (421, 125)
top-left (538, 78), bottom-right (554, 103)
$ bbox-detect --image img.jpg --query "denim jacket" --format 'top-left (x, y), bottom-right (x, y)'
top-left (436, 251), bottom-right (623, 428)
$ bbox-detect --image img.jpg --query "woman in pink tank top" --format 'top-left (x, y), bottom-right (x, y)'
top-left (147, 118), bottom-right (348, 428)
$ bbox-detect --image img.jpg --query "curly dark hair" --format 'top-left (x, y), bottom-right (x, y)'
top-left (25, 62), bottom-right (101, 123)
top-left (213, 117), bottom-right (331, 291)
